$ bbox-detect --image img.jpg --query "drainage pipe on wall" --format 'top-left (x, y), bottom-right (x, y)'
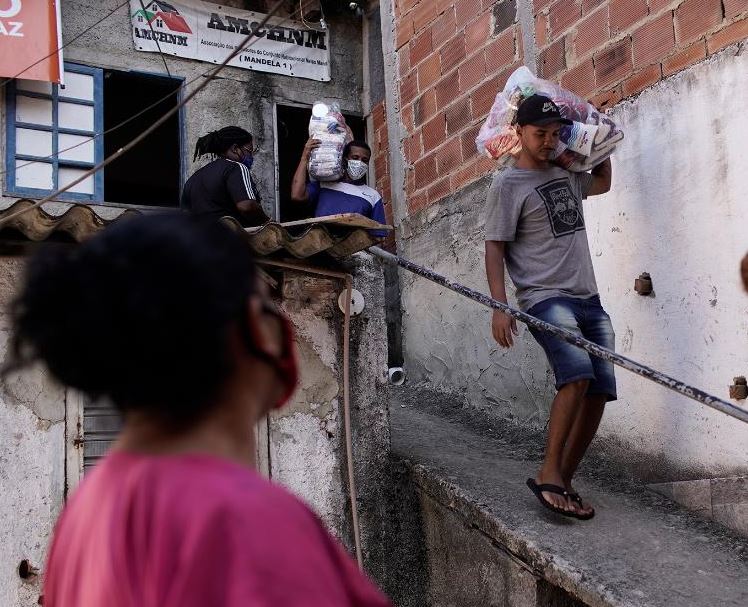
top-left (257, 259), bottom-right (364, 570)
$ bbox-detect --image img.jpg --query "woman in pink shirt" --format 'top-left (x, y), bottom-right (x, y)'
top-left (6, 214), bottom-right (391, 607)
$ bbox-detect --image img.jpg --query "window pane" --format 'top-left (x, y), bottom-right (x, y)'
top-left (59, 167), bottom-right (94, 195)
top-left (59, 102), bottom-right (94, 132)
top-left (59, 133), bottom-right (95, 163)
top-left (15, 160), bottom-right (53, 190)
top-left (16, 128), bottom-right (53, 157)
top-left (15, 95), bottom-right (53, 126)
top-left (60, 72), bottom-right (94, 101)
top-left (16, 80), bottom-right (53, 95)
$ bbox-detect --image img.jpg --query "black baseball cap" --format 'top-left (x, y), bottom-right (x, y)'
top-left (516, 94), bottom-right (572, 126)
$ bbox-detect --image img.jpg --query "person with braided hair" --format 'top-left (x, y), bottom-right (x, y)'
top-left (181, 126), bottom-right (268, 226)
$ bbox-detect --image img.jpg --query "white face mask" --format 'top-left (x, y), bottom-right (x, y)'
top-left (346, 159), bottom-right (368, 181)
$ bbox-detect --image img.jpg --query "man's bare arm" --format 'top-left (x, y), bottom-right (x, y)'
top-left (587, 157), bottom-right (612, 196)
top-left (485, 241), bottom-right (518, 348)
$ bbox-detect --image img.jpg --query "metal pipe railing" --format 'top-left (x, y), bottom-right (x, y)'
top-left (368, 246), bottom-right (748, 425)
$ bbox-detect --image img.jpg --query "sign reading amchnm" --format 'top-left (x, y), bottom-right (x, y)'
top-left (130, 0), bottom-right (331, 81)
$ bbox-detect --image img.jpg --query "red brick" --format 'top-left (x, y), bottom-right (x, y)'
top-left (402, 0), bottom-right (420, 13)
top-left (534, 0), bottom-right (554, 12)
top-left (432, 8), bottom-right (457, 49)
top-left (574, 6), bottom-right (608, 57)
top-left (413, 0), bottom-right (438, 32)
top-left (437, 0), bottom-right (456, 14)
top-left (459, 52), bottom-right (488, 92)
top-left (609, 0), bottom-right (648, 35)
top-left (374, 153), bottom-right (388, 179)
top-left (675, 0), bottom-right (723, 46)
top-left (594, 37), bottom-right (632, 88)
top-left (549, 0), bottom-right (582, 38)
top-left (396, 17), bottom-right (414, 50)
top-left (400, 72), bottom-right (419, 105)
top-left (662, 40), bottom-right (706, 75)
top-left (560, 57), bottom-right (596, 96)
top-left (723, 0), bottom-right (747, 19)
top-left (452, 158), bottom-right (480, 190)
top-left (465, 12), bottom-right (492, 50)
top-left (414, 89), bottom-right (437, 125)
top-left (648, 0), bottom-right (675, 12)
top-left (622, 64), bottom-right (661, 96)
top-left (538, 37), bottom-right (566, 77)
top-left (470, 78), bottom-right (499, 118)
top-left (422, 112), bottom-right (447, 151)
top-left (440, 34), bottom-right (467, 70)
top-left (372, 102), bottom-right (386, 129)
top-left (633, 12), bottom-right (675, 67)
top-left (435, 70), bottom-right (461, 109)
top-left (475, 154), bottom-right (497, 176)
top-left (418, 54), bottom-right (442, 87)
top-left (446, 98), bottom-right (472, 134)
top-left (582, 0), bottom-right (606, 14)
top-left (378, 124), bottom-right (390, 149)
top-left (435, 137), bottom-right (463, 173)
top-left (414, 153), bottom-right (437, 188)
top-left (455, 0), bottom-right (483, 29)
top-left (589, 84), bottom-right (623, 109)
top-left (408, 189), bottom-right (429, 215)
top-left (461, 123), bottom-right (483, 158)
top-left (485, 28), bottom-right (516, 72)
top-left (404, 131), bottom-right (422, 163)
top-left (402, 104), bottom-right (415, 131)
top-left (707, 17), bottom-right (748, 54)
top-left (398, 45), bottom-right (411, 77)
top-left (428, 176), bottom-right (452, 203)
top-left (535, 13), bottom-right (549, 47)
top-left (410, 28), bottom-right (433, 65)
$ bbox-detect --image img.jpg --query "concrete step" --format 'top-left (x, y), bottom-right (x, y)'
top-left (389, 388), bottom-right (748, 607)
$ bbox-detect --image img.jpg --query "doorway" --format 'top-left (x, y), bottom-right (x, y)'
top-left (275, 104), bottom-right (366, 223)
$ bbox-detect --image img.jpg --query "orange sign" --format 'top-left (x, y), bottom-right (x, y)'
top-left (0, 0), bottom-right (63, 83)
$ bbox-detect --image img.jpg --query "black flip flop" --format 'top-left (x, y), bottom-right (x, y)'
top-left (567, 492), bottom-right (595, 520)
top-left (526, 478), bottom-right (576, 518)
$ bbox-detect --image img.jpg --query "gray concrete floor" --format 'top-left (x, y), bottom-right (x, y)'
top-left (390, 387), bottom-right (748, 606)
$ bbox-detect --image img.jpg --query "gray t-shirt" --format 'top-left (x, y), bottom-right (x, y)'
top-left (485, 166), bottom-right (597, 311)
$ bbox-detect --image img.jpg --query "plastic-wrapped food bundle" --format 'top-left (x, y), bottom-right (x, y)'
top-left (475, 66), bottom-right (624, 171)
top-left (307, 101), bottom-right (353, 182)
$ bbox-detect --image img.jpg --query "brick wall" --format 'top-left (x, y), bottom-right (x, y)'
top-left (371, 99), bottom-right (396, 250)
top-left (390, 0), bottom-right (748, 216)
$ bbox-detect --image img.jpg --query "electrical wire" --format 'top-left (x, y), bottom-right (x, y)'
top-left (0, 0), bottom-right (131, 89)
top-left (138, 0), bottom-right (172, 77)
top-left (0, 0), bottom-right (292, 229)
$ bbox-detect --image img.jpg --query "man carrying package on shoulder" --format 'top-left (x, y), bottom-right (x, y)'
top-left (484, 94), bottom-right (613, 520)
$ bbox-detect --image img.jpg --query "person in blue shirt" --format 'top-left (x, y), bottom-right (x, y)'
top-left (291, 139), bottom-right (387, 234)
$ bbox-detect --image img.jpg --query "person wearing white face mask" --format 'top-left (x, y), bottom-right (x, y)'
top-left (291, 139), bottom-right (387, 233)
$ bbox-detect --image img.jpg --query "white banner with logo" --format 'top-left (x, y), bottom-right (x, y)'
top-left (129, 0), bottom-right (330, 81)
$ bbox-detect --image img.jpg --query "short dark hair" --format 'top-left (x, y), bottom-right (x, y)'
top-left (193, 126), bottom-right (252, 161)
top-left (6, 214), bottom-right (258, 428)
top-left (343, 140), bottom-right (371, 158)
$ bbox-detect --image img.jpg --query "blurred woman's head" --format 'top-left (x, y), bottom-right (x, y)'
top-left (6, 214), bottom-right (295, 430)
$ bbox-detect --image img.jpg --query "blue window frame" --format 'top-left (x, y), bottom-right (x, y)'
top-left (4, 63), bottom-right (104, 202)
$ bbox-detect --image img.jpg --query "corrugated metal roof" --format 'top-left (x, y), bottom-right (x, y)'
top-left (0, 200), bottom-right (392, 259)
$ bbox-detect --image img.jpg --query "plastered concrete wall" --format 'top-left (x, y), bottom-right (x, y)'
top-left (397, 48), bottom-right (748, 480)
top-left (271, 255), bottom-right (393, 577)
top-left (0, 258), bottom-right (65, 607)
top-left (0, 0), bottom-right (365, 217)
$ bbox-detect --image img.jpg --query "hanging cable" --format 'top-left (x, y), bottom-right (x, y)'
top-left (138, 0), bottom-right (172, 77)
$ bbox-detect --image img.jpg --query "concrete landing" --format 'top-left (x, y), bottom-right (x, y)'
top-left (390, 390), bottom-right (748, 606)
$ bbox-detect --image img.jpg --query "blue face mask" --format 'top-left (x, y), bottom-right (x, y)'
top-left (240, 153), bottom-right (254, 170)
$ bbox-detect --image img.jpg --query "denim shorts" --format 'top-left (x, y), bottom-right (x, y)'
top-left (527, 295), bottom-right (617, 401)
